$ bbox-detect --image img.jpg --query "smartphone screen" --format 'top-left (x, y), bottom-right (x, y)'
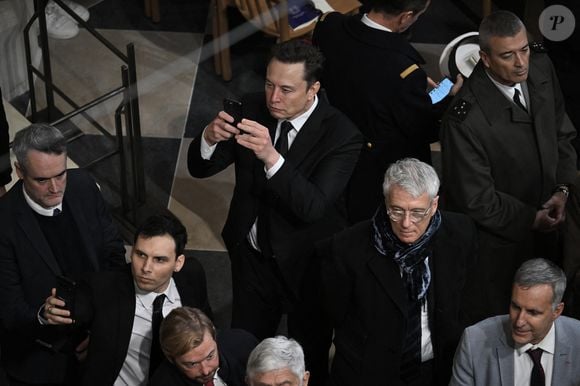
top-left (223, 98), bottom-right (243, 126)
top-left (429, 78), bottom-right (454, 104)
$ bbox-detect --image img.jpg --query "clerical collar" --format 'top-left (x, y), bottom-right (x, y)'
top-left (362, 14), bottom-right (392, 32)
top-left (23, 186), bottom-right (63, 217)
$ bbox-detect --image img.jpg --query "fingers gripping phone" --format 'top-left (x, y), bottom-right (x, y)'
top-left (429, 77), bottom-right (454, 104)
top-left (56, 275), bottom-right (77, 319)
top-left (223, 98), bottom-right (243, 126)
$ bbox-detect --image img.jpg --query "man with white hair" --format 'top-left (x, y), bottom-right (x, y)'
top-left (321, 158), bottom-right (477, 385)
top-left (246, 336), bottom-right (310, 386)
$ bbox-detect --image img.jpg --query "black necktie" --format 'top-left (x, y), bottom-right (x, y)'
top-left (513, 88), bottom-right (528, 113)
top-left (53, 208), bottom-right (61, 216)
top-left (275, 121), bottom-right (293, 155)
top-left (527, 348), bottom-right (545, 386)
top-left (149, 294), bottom-right (166, 377)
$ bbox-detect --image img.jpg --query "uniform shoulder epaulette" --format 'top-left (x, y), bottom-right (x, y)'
top-left (400, 64), bottom-right (419, 79)
top-left (530, 41), bottom-right (548, 53)
top-left (449, 99), bottom-right (471, 121)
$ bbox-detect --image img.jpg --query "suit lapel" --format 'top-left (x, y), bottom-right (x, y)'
top-left (116, 270), bottom-right (138, 365)
top-left (14, 186), bottom-right (62, 276)
top-left (496, 318), bottom-right (515, 386)
top-left (284, 100), bottom-right (329, 166)
top-left (367, 252), bottom-right (407, 314)
top-left (64, 194), bottom-right (99, 271)
top-left (552, 319), bottom-right (573, 384)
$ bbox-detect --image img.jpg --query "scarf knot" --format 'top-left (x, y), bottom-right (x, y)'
top-left (371, 203), bottom-right (442, 300)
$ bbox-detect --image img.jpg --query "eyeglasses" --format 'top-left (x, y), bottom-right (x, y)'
top-left (386, 205), bottom-right (432, 224)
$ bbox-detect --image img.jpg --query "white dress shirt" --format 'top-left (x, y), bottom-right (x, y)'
top-left (200, 95), bottom-right (319, 252)
top-left (114, 278), bottom-right (182, 386)
top-left (361, 13), bottom-right (393, 32)
top-left (486, 72), bottom-right (528, 110)
top-left (514, 322), bottom-right (555, 386)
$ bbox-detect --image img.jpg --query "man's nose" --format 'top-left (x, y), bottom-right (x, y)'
top-left (48, 178), bottom-right (58, 192)
top-left (270, 88), bottom-right (281, 102)
top-left (200, 362), bottom-right (212, 376)
top-left (141, 258), bottom-right (152, 273)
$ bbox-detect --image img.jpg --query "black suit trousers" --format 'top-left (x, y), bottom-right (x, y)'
top-left (230, 241), bottom-right (332, 386)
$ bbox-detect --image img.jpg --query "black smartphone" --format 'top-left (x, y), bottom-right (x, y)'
top-left (56, 275), bottom-right (77, 319)
top-left (223, 98), bottom-right (243, 126)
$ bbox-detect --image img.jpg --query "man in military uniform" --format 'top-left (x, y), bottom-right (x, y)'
top-left (313, 0), bottom-right (463, 223)
top-left (441, 10), bottom-right (577, 323)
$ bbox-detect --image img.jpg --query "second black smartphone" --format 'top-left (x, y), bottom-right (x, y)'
top-left (223, 98), bottom-right (243, 127)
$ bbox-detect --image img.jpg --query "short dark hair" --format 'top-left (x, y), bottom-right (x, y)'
top-left (160, 307), bottom-right (216, 361)
top-left (269, 39), bottom-right (324, 86)
top-left (514, 258), bottom-right (567, 310)
top-left (12, 123), bottom-right (67, 172)
top-left (134, 214), bottom-right (187, 257)
top-left (479, 10), bottom-right (525, 53)
top-left (367, 0), bottom-right (429, 15)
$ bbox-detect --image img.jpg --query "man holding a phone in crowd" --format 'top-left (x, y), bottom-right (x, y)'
top-left (43, 214), bottom-right (212, 386)
top-left (313, 0), bottom-right (463, 223)
top-left (0, 124), bottom-right (127, 385)
top-left (188, 40), bottom-right (362, 385)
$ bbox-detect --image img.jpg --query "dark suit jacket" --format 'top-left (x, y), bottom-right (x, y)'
top-left (150, 329), bottom-right (258, 386)
top-left (321, 212), bottom-right (477, 386)
top-left (0, 87), bottom-right (11, 186)
top-left (313, 13), bottom-right (450, 222)
top-left (0, 169), bottom-right (126, 384)
top-left (79, 259), bottom-right (212, 386)
top-left (441, 48), bottom-right (577, 319)
top-left (188, 92), bottom-right (362, 295)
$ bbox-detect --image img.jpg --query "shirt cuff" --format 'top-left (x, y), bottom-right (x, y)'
top-left (265, 155), bottom-right (284, 179)
top-left (200, 127), bottom-right (217, 160)
top-left (38, 304), bottom-right (49, 325)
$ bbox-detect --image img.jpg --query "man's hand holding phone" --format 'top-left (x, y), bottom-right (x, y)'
top-left (203, 98), bottom-right (245, 146)
top-left (44, 287), bottom-right (74, 325)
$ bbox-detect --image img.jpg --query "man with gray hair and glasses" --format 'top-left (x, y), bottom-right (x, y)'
top-left (450, 258), bottom-right (580, 385)
top-left (320, 158), bottom-right (477, 385)
top-left (0, 123), bottom-right (126, 385)
top-left (246, 336), bottom-right (310, 386)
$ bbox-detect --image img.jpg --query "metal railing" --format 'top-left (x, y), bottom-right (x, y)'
top-left (23, 0), bottom-right (146, 229)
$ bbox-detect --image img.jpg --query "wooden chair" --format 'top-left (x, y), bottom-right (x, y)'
top-left (212, 0), bottom-right (361, 81)
top-left (144, 0), bottom-right (161, 23)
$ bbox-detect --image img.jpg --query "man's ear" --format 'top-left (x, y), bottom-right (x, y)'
top-left (15, 162), bottom-right (23, 179)
top-left (479, 50), bottom-right (490, 69)
top-left (553, 302), bottom-right (564, 320)
top-left (174, 254), bottom-right (185, 272)
top-left (303, 371), bottom-right (310, 386)
top-left (432, 195), bottom-right (439, 212)
top-left (308, 81), bottom-right (320, 100)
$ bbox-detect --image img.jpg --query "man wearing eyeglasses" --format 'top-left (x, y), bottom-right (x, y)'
top-left (150, 307), bottom-right (257, 386)
top-left (320, 158), bottom-right (477, 386)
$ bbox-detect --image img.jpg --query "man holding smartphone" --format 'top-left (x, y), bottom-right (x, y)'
top-left (0, 124), bottom-right (127, 385)
top-left (188, 40), bottom-right (362, 385)
top-left (313, 0), bottom-right (463, 223)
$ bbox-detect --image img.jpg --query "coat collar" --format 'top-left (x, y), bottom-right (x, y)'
top-left (345, 14), bottom-right (425, 64)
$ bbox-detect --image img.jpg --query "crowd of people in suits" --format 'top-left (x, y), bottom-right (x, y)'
top-left (1, 0), bottom-right (579, 385)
